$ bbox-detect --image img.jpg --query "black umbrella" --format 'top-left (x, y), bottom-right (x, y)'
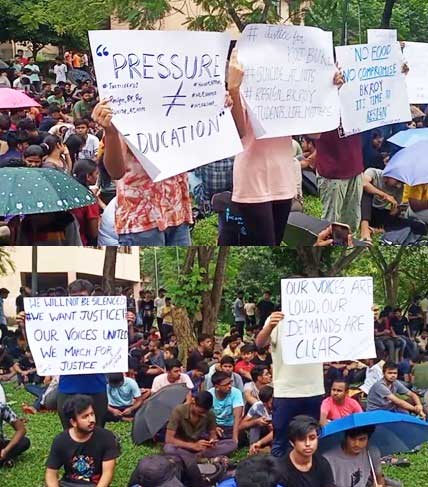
top-left (132, 384), bottom-right (189, 445)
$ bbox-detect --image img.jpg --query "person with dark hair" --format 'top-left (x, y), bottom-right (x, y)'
top-left (45, 395), bottom-right (120, 486)
top-left (23, 145), bottom-right (44, 167)
top-left (219, 455), bottom-right (282, 487)
top-left (0, 401), bottom-right (30, 468)
top-left (408, 296), bottom-right (424, 337)
top-left (0, 130), bottom-right (29, 163)
top-left (57, 280), bottom-right (108, 429)
top-left (71, 158), bottom-right (100, 245)
top-left (235, 343), bottom-right (256, 383)
top-left (65, 134), bottom-right (85, 165)
top-left (151, 359), bottom-right (194, 400)
top-left (320, 379), bottom-right (362, 426)
top-left (240, 385), bottom-right (274, 454)
top-left (244, 365), bottom-right (272, 407)
top-left (209, 371), bottom-right (244, 446)
top-left (106, 372), bottom-right (146, 422)
top-left (159, 297), bottom-right (174, 344)
top-left (251, 346), bottom-right (272, 369)
top-left (256, 291), bottom-right (275, 328)
top-left (256, 312), bottom-right (325, 457)
top-left (47, 87), bottom-right (66, 108)
top-left (165, 391), bottom-right (236, 487)
top-left (367, 361), bottom-right (425, 417)
top-left (39, 104), bottom-right (63, 132)
top-left (128, 455), bottom-right (185, 487)
top-left (323, 425), bottom-right (399, 487)
top-left (206, 355), bottom-right (244, 392)
top-left (186, 361), bottom-right (209, 397)
top-left (275, 415), bottom-right (334, 487)
top-left (222, 333), bottom-right (242, 360)
top-left (72, 89), bottom-right (94, 120)
top-left (138, 290), bottom-right (155, 335)
top-left (0, 288), bottom-right (10, 345)
top-left (41, 134), bottom-right (72, 173)
top-left (74, 119), bottom-right (99, 160)
top-left (186, 334), bottom-right (214, 371)
top-left (15, 286), bottom-right (30, 314)
top-left (233, 291), bottom-right (246, 338)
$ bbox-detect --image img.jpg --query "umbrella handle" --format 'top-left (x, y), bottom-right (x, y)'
top-left (368, 450), bottom-right (380, 487)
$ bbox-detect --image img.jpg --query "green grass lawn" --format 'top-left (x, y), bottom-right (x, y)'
top-left (2, 382), bottom-right (428, 487)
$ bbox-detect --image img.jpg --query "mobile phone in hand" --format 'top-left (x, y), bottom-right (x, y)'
top-left (332, 222), bottom-right (351, 247)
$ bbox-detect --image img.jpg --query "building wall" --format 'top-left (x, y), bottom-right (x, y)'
top-left (0, 246), bottom-right (141, 317)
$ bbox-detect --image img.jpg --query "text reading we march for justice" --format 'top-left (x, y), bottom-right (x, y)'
top-left (281, 277), bottom-right (375, 365)
top-left (89, 30), bottom-right (242, 182)
top-left (24, 296), bottom-right (128, 376)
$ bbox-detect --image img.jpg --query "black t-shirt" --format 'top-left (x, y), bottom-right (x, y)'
top-left (409, 304), bottom-right (422, 318)
top-left (0, 353), bottom-right (14, 374)
top-left (46, 427), bottom-right (120, 484)
top-left (16, 294), bottom-right (24, 313)
top-left (186, 349), bottom-right (205, 371)
top-left (140, 299), bottom-right (155, 317)
top-left (18, 356), bottom-right (35, 370)
top-left (275, 453), bottom-right (335, 487)
top-left (257, 300), bottom-right (275, 324)
top-left (391, 317), bottom-right (409, 336)
top-left (251, 353), bottom-right (273, 368)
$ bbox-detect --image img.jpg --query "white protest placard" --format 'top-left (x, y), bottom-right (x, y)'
top-left (236, 24), bottom-right (340, 138)
top-left (280, 277), bottom-right (375, 365)
top-left (403, 42), bottom-right (428, 103)
top-left (89, 30), bottom-right (242, 181)
top-left (335, 43), bottom-right (411, 135)
top-left (367, 29), bottom-right (397, 45)
top-left (24, 296), bottom-right (128, 376)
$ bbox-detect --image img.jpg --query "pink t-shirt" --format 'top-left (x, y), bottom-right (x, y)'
top-left (151, 373), bottom-right (194, 394)
top-left (232, 117), bottom-right (296, 204)
top-left (321, 395), bottom-right (363, 421)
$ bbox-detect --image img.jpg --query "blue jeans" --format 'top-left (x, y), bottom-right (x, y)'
top-left (25, 383), bottom-right (46, 410)
top-left (118, 224), bottom-right (190, 246)
top-left (271, 395), bottom-right (323, 457)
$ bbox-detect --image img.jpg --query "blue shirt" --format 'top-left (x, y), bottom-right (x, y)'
top-left (209, 387), bottom-right (244, 427)
top-left (187, 371), bottom-right (203, 397)
top-left (107, 377), bottom-right (141, 407)
top-left (58, 374), bottom-right (107, 394)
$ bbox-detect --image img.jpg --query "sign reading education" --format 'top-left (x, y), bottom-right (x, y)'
top-left (403, 42), bottom-right (428, 103)
top-left (336, 42), bottom-right (411, 135)
top-left (24, 296), bottom-right (128, 376)
top-left (237, 24), bottom-right (340, 138)
top-left (89, 30), bottom-right (242, 181)
top-left (280, 277), bottom-right (375, 365)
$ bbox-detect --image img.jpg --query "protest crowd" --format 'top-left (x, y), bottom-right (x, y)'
top-left (1, 33), bottom-right (428, 247)
top-left (2, 279), bottom-right (428, 486)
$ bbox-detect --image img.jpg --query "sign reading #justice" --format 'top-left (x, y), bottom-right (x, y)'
top-left (89, 30), bottom-right (242, 182)
top-left (280, 277), bottom-right (375, 365)
top-left (24, 296), bottom-right (128, 376)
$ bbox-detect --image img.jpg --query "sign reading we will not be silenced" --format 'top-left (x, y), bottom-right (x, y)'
top-left (335, 42), bottom-right (411, 135)
top-left (89, 30), bottom-right (242, 182)
top-left (237, 24), bottom-right (340, 138)
top-left (280, 277), bottom-right (376, 365)
top-left (24, 296), bottom-right (128, 376)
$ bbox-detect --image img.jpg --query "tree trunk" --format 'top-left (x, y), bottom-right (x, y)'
top-left (384, 266), bottom-right (399, 306)
top-left (31, 42), bottom-right (44, 60)
top-left (198, 247), bottom-right (215, 334)
top-left (182, 247), bottom-right (197, 275)
top-left (172, 306), bottom-right (197, 364)
top-left (381, 0), bottom-right (397, 28)
top-left (102, 247), bottom-right (117, 295)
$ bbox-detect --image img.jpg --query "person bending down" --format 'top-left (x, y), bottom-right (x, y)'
top-left (45, 394), bottom-right (120, 487)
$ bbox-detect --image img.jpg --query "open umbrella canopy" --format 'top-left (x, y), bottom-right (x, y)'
top-left (0, 88), bottom-right (40, 110)
top-left (0, 167), bottom-right (95, 216)
top-left (382, 140), bottom-right (428, 186)
top-left (132, 384), bottom-right (189, 445)
top-left (319, 411), bottom-right (428, 456)
top-left (388, 128), bottom-right (428, 148)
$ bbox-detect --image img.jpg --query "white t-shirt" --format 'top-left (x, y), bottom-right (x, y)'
top-left (0, 384), bottom-right (5, 404)
top-left (54, 63), bottom-right (68, 83)
top-left (244, 303), bottom-right (256, 316)
top-left (360, 361), bottom-right (384, 395)
top-left (151, 373), bottom-right (193, 394)
top-left (78, 134), bottom-right (99, 160)
top-left (268, 319), bottom-right (324, 398)
top-left (155, 297), bottom-right (166, 318)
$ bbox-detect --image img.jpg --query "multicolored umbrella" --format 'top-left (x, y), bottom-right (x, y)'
top-left (0, 167), bottom-right (96, 216)
top-left (0, 88), bottom-right (40, 110)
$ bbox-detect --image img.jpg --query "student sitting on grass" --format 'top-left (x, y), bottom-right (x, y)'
top-left (239, 385), bottom-right (274, 455)
top-left (319, 379), bottom-right (362, 426)
top-left (106, 373), bottom-right (147, 422)
top-left (0, 401), bottom-right (30, 468)
top-left (45, 394), bottom-right (120, 487)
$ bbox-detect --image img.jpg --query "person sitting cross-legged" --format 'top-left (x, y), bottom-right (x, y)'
top-left (45, 394), bottom-right (120, 487)
top-left (367, 361), bottom-right (425, 418)
top-left (106, 373), bottom-right (148, 422)
top-left (323, 425), bottom-right (402, 487)
top-left (0, 401), bottom-right (30, 468)
top-left (164, 391), bottom-right (237, 487)
top-left (239, 385), bottom-right (274, 455)
top-left (320, 379), bottom-right (362, 426)
top-left (151, 359), bottom-right (194, 403)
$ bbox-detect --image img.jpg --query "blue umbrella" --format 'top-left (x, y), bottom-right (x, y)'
top-left (382, 140), bottom-right (428, 186)
top-left (388, 128), bottom-right (428, 148)
top-left (319, 411), bottom-right (428, 456)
